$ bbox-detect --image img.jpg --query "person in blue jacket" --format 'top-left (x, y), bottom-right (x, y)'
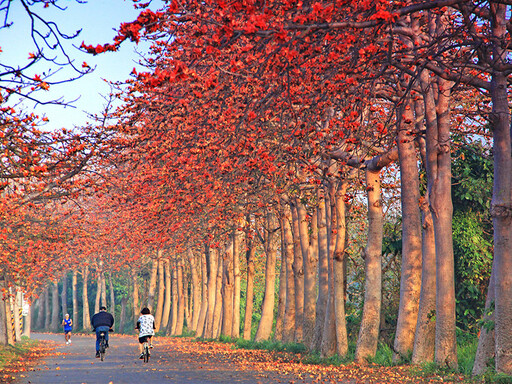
top-left (62, 313), bottom-right (73, 345)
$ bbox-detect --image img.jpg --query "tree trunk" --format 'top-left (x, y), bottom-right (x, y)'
top-left (212, 250), bottom-right (224, 339)
top-left (291, 202), bottom-right (304, 343)
top-left (189, 248), bottom-right (201, 332)
top-left (119, 297), bottom-right (127, 334)
top-left (108, 272), bottom-right (116, 327)
top-left (232, 230), bottom-right (242, 338)
top-left (36, 289), bottom-right (45, 330)
top-left (355, 168), bottom-right (383, 362)
top-left (283, 204), bottom-right (296, 343)
top-left (147, 257), bottom-right (159, 312)
top-left (243, 232), bottom-right (256, 340)
top-left (412, 194), bottom-right (436, 364)
top-left (94, 273), bottom-right (101, 314)
top-left (472, 261), bottom-right (496, 375)
top-left (169, 258), bottom-right (178, 336)
top-left (254, 212), bottom-right (278, 342)
top-left (204, 247), bottom-right (218, 339)
top-left (155, 258), bottom-right (165, 331)
top-left (101, 272), bottom-right (107, 309)
top-left (12, 290), bottom-right (22, 342)
top-left (132, 270), bottom-right (139, 323)
top-left (394, 99), bottom-right (423, 360)
top-left (72, 271), bottom-right (79, 330)
top-left (176, 258), bottom-right (185, 335)
top-left (0, 284), bottom-right (7, 345)
top-left (274, 218), bottom-right (287, 342)
top-left (50, 281), bottom-right (60, 332)
top-left (61, 274), bottom-right (68, 319)
top-left (312, 190), bottom-right (329, 351)
top-left (196, 249), bottom-right (208, 337)
top-left (44, 283), bottom-right (50, 330)
top-left (297, 199), bottom-right (318, 346)
top-left (5, 296), bottom-right (14, 344)
top-left (161, 258), bottom-right (172, 331)
top-left (333, 180), bottom-right (349, 357)
top-left (221, 236), bottom-right (234, 338)
top-left (82, 267), bottom-right (91, 330)
top-left (22, 302), bottom-right (30, 338)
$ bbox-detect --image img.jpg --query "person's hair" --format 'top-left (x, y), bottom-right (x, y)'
top-left (65, 313), bottom-right (69, 317)
top-left (100, 306), bottom-right (107, 311)
top-left (141, 307), bottom-right (150, 315)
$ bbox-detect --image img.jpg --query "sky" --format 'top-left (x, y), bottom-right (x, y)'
top-left (1, 0), bottom-right (164, 130)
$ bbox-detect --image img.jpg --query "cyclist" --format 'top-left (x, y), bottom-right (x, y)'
top-left (91, 306), bottom-right (114, 358)
top-left (135, 307), bottom-right (155, 359)
top-left (62, 313), bottom-right (73, 345)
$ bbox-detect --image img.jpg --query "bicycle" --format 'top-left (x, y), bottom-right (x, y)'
top-left (98, 331), bottom-right (107, 361)
top-left (142, 340), bottom-right (150, 363)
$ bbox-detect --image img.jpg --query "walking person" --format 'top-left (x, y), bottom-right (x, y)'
top-left (91, 306), bottom-right (114, 358)
top-left (62, 313), bottom-right (73, 345)
top-left (135, 307), bottom-right (155, 359)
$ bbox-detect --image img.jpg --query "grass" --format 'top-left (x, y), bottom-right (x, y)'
top-left (0, 336), bottom-right (39, 369)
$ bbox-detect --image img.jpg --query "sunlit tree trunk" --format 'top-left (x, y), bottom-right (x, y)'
top-left (147, 257), bottom-right (159, 312)
top-left (36, 289), bottom-right (45, 330)
top-left (243, 231), bottom-right (256, 340)
top-left (161, 258), bottom-right (172, 331)
top-left (155, 258), bottom-right (165, 331)
top-left (255, 212), bottom-right (278, 342)
top-left (119, 297), bottom-right (127, 334)
top-left (169, 258), bottom-right (178, 336)
top-left (94, 273), bottom-right (101, 314)
top-left (100, 270), bottom-right (107, 309)
top-left (297, 199), bottom-right (318, 346)
top-left (334, 179), bottom-right (349, 357)
top-left (22, 301), bottom-right (30, 338)
top-left (394, 99), bottom-right (422, 360)
top-left (283, 203), bottom-right (296, 343)
top-left (61, 274), bottom-right (68, 319)
top-left (44, 283), bottom-right (50, 330)
top-left (473, 262), bottom-right (495, 375)
top-left (274, 217), bottom-right (286, 342)
top-left (204, 247), bottom-right (218, 339)
top-left (132, 270), bottom-right (139, 323)
top-left (312, 189), bottom-right (329, 351)
top-left (50, 281), bottom-right (60, 332)
top-left (0, 281), bottom-right (7, 345)
top-left (5, 295), bottom-right (14, 344)
top-left (72, 270), bottom-right (79, 330)
top-left (82, 267), bottom-right (91, 330)
top-left (108, 271), bottom-right (115, 326)
top-left (176, 257), bottom-right (185, 335)
top-left (232, 229), bottom-right (242, 338)
top-left (221, 236), bottom-right (234, 338)
top-left (196, 249), bottom-right (208, 337)
top-left (212, 250), bottom-right (224, 339)
top-left (355, 168), bottom-right (383, 362)
top-left (291, 202), bottom-right (304, 343)
top-left (189, 248), bottom-right (201, 332)
top-left (12, 289), bottom-right (22, 342)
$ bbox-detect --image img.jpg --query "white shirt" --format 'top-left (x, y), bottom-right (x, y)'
top-left (137, 314), bottom-right (155, 337)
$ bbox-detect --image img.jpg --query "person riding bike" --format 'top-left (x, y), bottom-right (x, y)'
top-left (91, 306), bottom-right (114, 358)
top-left (135, 307), bottom-right (155, 359)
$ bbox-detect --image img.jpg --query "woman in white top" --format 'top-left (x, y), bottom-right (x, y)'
top-left (135, 307), bottom-right (155, 359)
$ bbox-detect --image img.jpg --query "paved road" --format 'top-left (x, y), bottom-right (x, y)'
top-left (21, 333), bottom-right (294, 384)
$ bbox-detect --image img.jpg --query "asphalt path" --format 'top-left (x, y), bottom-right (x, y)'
top-left (20, 333), bottom-right (298, 384)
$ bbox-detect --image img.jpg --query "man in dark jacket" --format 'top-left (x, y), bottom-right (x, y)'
top-left (91, 306), bottom-right (114, 358)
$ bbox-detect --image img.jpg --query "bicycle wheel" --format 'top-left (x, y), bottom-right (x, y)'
top-left (99, 336), bottom-right (106, 361)
top-left (144, 343), bottom-right (150, 363)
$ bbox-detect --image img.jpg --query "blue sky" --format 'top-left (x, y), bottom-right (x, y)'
top-left (1, 0), bottom-right (164, 130)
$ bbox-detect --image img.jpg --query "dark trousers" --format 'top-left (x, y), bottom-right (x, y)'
top-left (95, 326), bottom-right (110, 352)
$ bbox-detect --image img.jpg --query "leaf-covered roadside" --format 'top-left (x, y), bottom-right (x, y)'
top-left (0, 338), bottom-right (56, 383)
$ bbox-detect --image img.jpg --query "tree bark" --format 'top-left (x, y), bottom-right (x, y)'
top-left (155, 258), bottom-right (165, 331)
top-left (274, 217), bottom-right (287, 342)
top-left (147, 257), bottom-right (159, 312)
top-left (5, 295), bottom-right (14, 344)
top-left (189, 248), bottom-right (201, 332)
top-left (61, 273), bottom-right (68, 319)
top-left (161, 258), bottom-right (172, 331)
top-left (12, 290), bottom-right (22, 342)
top-left (212, 249), bottom-right (224, 339)
top-left (355, 168), bottom-right (383, 362)
top-left (291, 202), bottom-right (304, 343)
top-left (72, 270), bottom-right (79, 330)
top-left (221, 236), bottom-right (234, 338)
top-left (204, 247), bottom-right (218, 339)
top-left (312, 190), bottom-right (329, 351)
top-left (176, 257), bottom-right (185, 335)
top-left (394, 99), bottom-right (423, 360)
top-left (108, 271), bottom-right (116, 327)
top-left (196, 249), bottom-right (208, 337)
top-left (101, 271), bottom-right (107, 309)
top-left (283, 204), bottom-right (296, 343)
top-left (232, 230), bottom-right (242, 338)
top-left (119, 297), bottom-right (127, 334)
top-left (255, 211), bottom-right (278, 342)
top-left (94, 273), bottom-right (101, 314)
top-left (169, 258), bottom-right (178, 335)
top-left (82, 267), bottom-right (91, 330)
top-left (44, 283), bottom-right (50, 330)
top-left (132, 270), bottom-right (139, 323)
top-left (243, 231), bottom-right (256, 340)
top-left (0, 282), bottom-right (7, 345)
top-left (35, 290), bottom-right (45, 330)
top-left (50, 281), bottom-right (60, 332)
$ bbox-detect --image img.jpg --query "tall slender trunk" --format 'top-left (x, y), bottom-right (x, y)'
top-left (72, 271), bottom-right (78, 330)
top-left (36, 289), bottom-right (45, 330)
top-left (189, 248), bottom-right (201, 332)
top-left (204, 247), bottom-right (218, 339)
top-left (22, 302), bottom-right (30, 338)
top-left (155, 258), bottom-right (165, 331)
top-left (394, 99), bottom-right (423, 360)
top-left (243, 233), bottom-right (256, 340)
top-left (5, 296), bottom-right (14, 344)
top-left (254, 212), bottom-right (278, 342)
top-left (291, 202), bottom-right (304, 343)
top-left (147, 257), bottom-right (159, 312)
top-left (161, 258), bottom-right (172, 331)
top-left (0, 281), bottom-right (7, 345)
top-left (94, 273), bottom-right (101, 314)
top-left (132, 270), bottom-right (139, 323)
top-left (50, 281), bottom-right (60, 331)
top-left (355, 168), bottom-right (383, 362)
top-left (333, 179), bottom-right (349, 357)
top-left (82, 267), bottom-right (91, 330)
top-left (12, 289), bottom-right (22, 342)
top-left (119, 297), bottom-right (127, 334)
top-left (176, 258), bottom-right (185, 335)
top-left (44, 283), bottom-right (50, 330)
top-left (196, 250), bottom-right (208, 337)
top-left (212, 250), bottom-right (224, 339)
top-left (108, 272), bottom-right (115, 327)
top-left (61, 274), bottom-right (68, 319)
top-left (297, 199), bottom-right (318, 346)
top-left (169, 258), bottom-right (178, 335)
top-left (274, 217), bottom-right (286, 342)
top-left (221, 236), bottom-right (234, 338)
top-left (232, 230), bottom-right (241, 338)
top-left (312, 190), bottom-right (329, 351)
top-left (283, 204), bottom-right (296, 343)
top-left (101, 272), bottom-right (107, 309)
